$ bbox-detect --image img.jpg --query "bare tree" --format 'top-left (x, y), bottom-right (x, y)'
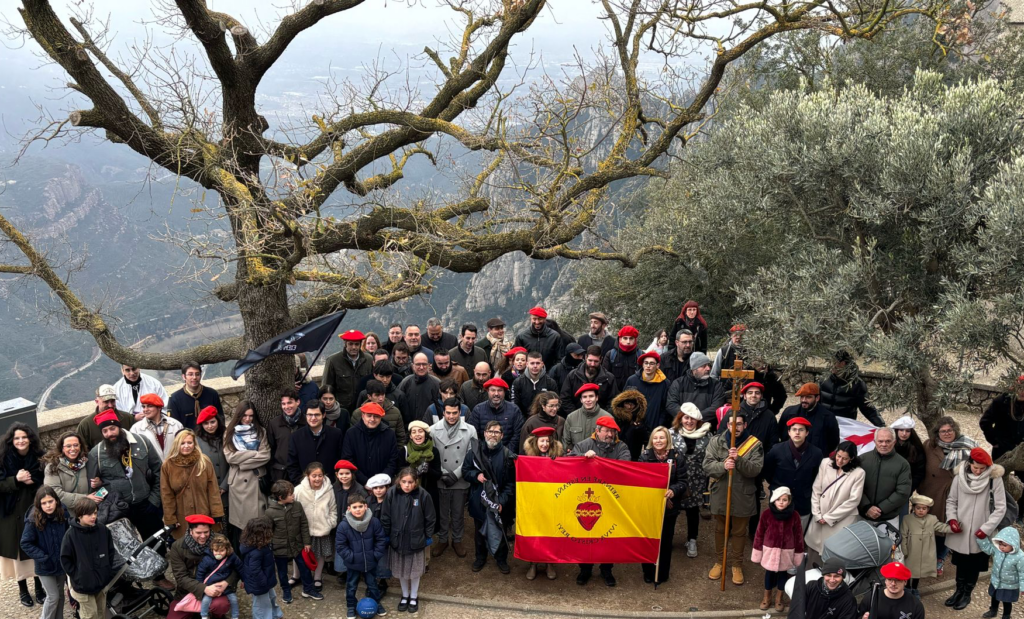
top-left (1, 0), bottom-right (944, 419)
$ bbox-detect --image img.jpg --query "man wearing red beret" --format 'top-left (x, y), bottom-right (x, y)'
top-left (166, 513), bottom-right (237, 619)
top-left (761, 416), bottom-right (824, 531)
top-left (467, 378), bottom-right (524, 453)
top-left (322, 329), bottom-right (373, 413)
top-left (513, 306), bottom-right (562, 370)
top-left (602, 325), bottom-right (642, 392)
top-left (562, 383), bottom-right (613, 453)
top-left (167, 362), bottom-right (223, 431)
top-left (856, 561), bottom-right (924, 619)
top-left (130, 393), bottom-right (184, 461)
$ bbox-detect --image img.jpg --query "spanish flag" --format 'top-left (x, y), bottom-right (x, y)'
top-left (514, 456), bottom-right (670, 564)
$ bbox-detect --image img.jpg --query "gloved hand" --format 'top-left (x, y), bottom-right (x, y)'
top-left (948, 519), bottom-right (962, 533)
top-left (975, 529), bottom-right (987, 540)
top-left (425, 537), bottom-right (433, 546)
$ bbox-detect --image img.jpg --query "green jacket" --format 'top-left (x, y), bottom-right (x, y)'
top-left (703, 433), bottom-right (763, 518)
top-left (322, 351), bottom-right (374, 412)
top-left (168, 534), bottom-right (239, 599)
top-left (265, 501), bottom-right (311, 559)
top-left (76, 408), bottom-right (135, 452)
top-left (858, 449), bottom-right (912, 522)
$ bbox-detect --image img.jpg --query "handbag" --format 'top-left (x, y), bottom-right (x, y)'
top-left (989, 479), bottom-right (1020, 530)
top-left (173, 557), bottom-right (227, 612)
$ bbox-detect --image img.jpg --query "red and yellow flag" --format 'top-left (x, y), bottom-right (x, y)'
top-left (513, 455), bottom-right (670, 564)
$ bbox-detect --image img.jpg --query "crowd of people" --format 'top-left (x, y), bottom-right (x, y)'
top-left (1, 302), bottom-right (1024, 619)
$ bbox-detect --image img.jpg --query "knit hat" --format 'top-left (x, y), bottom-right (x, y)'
top-left (890, 415), bottom-right (916, 430)
top-left (139, 393), bottom-right (164, 408)
top-left (365, 474), bottom-right (392, 489)
top-left (970, 447), bottom-right (993, 467)
top-left (794, 383), bottom-right (820, 396)
top-left (408, 420), bottom-right (431, 434)
top-left (94, 409), bottom-right (120, 430)
top-left (680, 402), bottom-right (702, 421)
top-left (818, 557), bottom-right (845, 576)
top-left (909, 492), bottom-right (933, 507)
top-left (197, 406), bottom-right (218, 425)
top-left (595, 416), bottom-right (620, 432)
top-left (769, 486), bottom-right (791, 504)
top-left (689, 352), bottom-right (712, 371)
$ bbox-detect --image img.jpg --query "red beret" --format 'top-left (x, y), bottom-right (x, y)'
top-left (339, 329), bottom-right (365, 342)
top-left (483, 377), bottom-right (509, 391)
top-left (139, 393), bottom-right (164, 408)
top-left (334, 459), bottom-right (358, 471)
top-left (575, 382), bottom-right (600, 398)
top-left (185, 514), bottom-right (215, 526)
top-left (740, 382), bottom-right (764, 394)
top-left (879, 561), bottom-right (911, 581)
top-left (787, 416), bottom-right (812, 429)
top-left (595, 416), bottom-right (620, 432)
top-left (637, 351), bottom-right (661, 366)
top-left (794, 383), bottom-right (820, 396)
top-left (359, 403), bottom-right (386, 417)
top-left (618, 325), bottom-right (639, 338)
top-left (94, 409), bottom-right (120, 429)
top-left (970, 447), bottom-right (993, 467)
top-left (730, 324), bottom-right (747, 333)
top-left (531, 427), bottom-right (556, 438)
top-left (528, 306), bottom-right (548, 318)
top-left (197, 406), bottom-right (219, 425)
top-left (504, 346), bottom-right (527, 359)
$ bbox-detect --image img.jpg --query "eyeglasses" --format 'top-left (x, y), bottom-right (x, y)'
top-left (484, 430), bottom-right (503, 436)
top-left (413, 362), bottom-right (429, 367)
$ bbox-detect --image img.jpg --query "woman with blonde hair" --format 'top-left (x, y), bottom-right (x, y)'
top-left (159, 429), bottom-right (224, 539)
top-left (639, 426), bottom-right (687, 584)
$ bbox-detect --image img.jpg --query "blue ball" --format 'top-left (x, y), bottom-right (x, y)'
top-left (356, 597), bottom-right (378, 618)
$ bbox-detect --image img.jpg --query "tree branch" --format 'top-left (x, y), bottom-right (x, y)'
top-left (249, 0), bottom-right (367, 80)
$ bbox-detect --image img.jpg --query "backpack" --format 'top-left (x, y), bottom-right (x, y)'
top-left (990, 479), bottom-right (1020, 530)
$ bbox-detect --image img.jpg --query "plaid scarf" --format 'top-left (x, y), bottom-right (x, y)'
top-left (936, 435), bottom-right (977, 471)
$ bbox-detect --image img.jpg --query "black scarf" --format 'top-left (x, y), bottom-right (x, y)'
top-left (770, 499), bottom-right (796, 521)
top-left (126, 376), bottom-right (142, 405)
top-left (788, 439), bottom-right (810, 464)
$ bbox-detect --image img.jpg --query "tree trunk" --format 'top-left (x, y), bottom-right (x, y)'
top-left (236, 278), bottom-right (293, 426)
top-left (915, 366), bottom-right (941, 432)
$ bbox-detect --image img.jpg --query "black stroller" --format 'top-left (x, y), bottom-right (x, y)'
top-left (89, 519), bottom-right (175, 619)
top-left (820, 520), bottom-right (903, 597)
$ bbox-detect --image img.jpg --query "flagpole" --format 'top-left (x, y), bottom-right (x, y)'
top-left (300, 317), bottom-right (343, 383)
top-left (654, 462), bottom-right (671, 588)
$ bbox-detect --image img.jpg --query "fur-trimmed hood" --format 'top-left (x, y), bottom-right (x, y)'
top-left (611, 389), bottom-right (647, 427)
top-left (523, 436), bottom-right (565, 458)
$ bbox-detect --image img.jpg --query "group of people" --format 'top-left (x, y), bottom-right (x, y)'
top-left (1, 301), bottom-right (1023, 619)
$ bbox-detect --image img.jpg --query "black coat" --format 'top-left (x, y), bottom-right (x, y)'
top-left (549, 352), bottom-right (583, 393)
top-left (761, 441), bottom-right (825, 516)
top-left (753, 368), bottom-right (787, 414)
top-left (804, 579), bottom-right (858, 619)
top-left (980, 394), bottom-right (1024, 460)
top-left (670, 317), bottom-right (708, 354)
top-left (718, 401), bottom-right (778, 450)
top-left (513, 325), bottom-right (563, 371)
top-left (60, 519), bottom-right (116, 595)
top-left (667, 374), bottom-right (726, 427)
top-left (637, 448), bottom-right (687, 514)
top-left (510, 372), bottom-right (558, 415)
top-left (0, 449), bottom-right (43, 561)
top-left (819, 373), bottom-right (884, 427)
top-left (778, 403), bottom-right (840, 456)
top-left (380, 485), bottom-right (435, 553)
top-left (449, 344), bottom-right (488, 372)
top-left (602, 346), bottom-right (642, 392)
top-left (340, 419), bottom-right (401, 486)
top-left (286, 425), bottom-right (345, 484)
top-left (467, 400), bottom-right (524, 453)
top-left (559, 364), bottom-right (619, 417)
top-left (463, 441), bottom-right (516, 522)
top-left (397, 374), bottom-right (441, 427)
top-left (167, 386), bottom-right (223, 431)
top-left (422, 331), bottom-right (458, 354)
top-left (659, 349), bottom-right (692, 384)
top-left (20, 506), bottom-right (70, 576)
top-left (458, 380), bottom-right (487, 411)
top-left (267, 413), bottom-right (305, 481)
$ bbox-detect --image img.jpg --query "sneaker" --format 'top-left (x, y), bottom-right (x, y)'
top-left (686, 540), bottom-right (698, 558)
top-left (936, 558), bottom-right (944, 577)
top-left (346, 610), bottom-right (356, 619)
top-left (376, 603), bottom-right (388, 616)
top-left (301, 590), bottom-right (324, 601)
top-left (282, 591), bottom-right (292, 604)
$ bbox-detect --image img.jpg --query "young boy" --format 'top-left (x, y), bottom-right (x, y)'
top-left (265, 479), bottom-right (318, 603)
top-left (336, 494), bottom-right (389, 619)
top-left (900, 493), bottom-right (951, 597)
top-left (60, 498), bottom-right (117, 619)
top-left (364, 474), bottom-right (392, 595)
top-left (196, 534), bottom-right (242, 619)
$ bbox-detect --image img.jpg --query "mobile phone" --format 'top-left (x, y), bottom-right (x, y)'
top-left (95, 487), bottom-right (108, 499)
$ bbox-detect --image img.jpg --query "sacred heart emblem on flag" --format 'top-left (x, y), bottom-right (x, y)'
top-left (575, 487), bottom-right (602, 531)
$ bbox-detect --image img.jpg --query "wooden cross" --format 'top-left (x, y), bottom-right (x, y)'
top-left (717, 359), bottom-right (754, 591)
top-left (721, 359), bottom-right (755, 417)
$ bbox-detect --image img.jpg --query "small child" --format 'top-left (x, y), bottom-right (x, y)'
top-left (196, 534), bottom-right (242, 619)
top-left (899, 493), bottom-right (951, 597)
top-left (336, 494), bottom-right (388, 619)
top-left (20, 487), bottom-right (70, 619)
top-left (381, 468), bottom-right (435, 614)
top-left (240, 516), bottom-right (282, 619)
top-left (332, 460), bottom-right (367, 584)
top-left (365, 474), bottom-right (393, 596)
top-left (751, 486), bottom-right (804, 613)
top-left (59, 498), bottom-right (116, 619)
top-left (977, 525), bottom-right (1024, 619)
top-left (294, 461), bottom-right (337, 593)
top-left (265, 480), bottom-right (317, 603)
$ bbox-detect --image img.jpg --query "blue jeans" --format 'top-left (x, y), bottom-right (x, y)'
top-left (274, 555), bottom-right (314, 595)
top-left (250, 589), bottom-right (282, 619)
top-left (201, 592), bottom-right (239, 618)
top-left (345, 567), bottom-right (381, 610)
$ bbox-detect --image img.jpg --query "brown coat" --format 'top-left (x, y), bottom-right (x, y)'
top-left (917, 439), bottom-right (956, 522)
top-left (160, 453), bottom-right (224, 539)
top-left (431, 364), bottom-right (469, 388)
top-left (224, 436), bottom-right (271, 530)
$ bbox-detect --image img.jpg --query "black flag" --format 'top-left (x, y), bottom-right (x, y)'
top-left (787, 554), bottom-right (807, 618)
top-left (231, 310), bottom-right (347, 379)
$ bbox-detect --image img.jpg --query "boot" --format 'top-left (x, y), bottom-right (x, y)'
top-left (708, 563), bottom-right (723, 580)
top-left (526, 563), bottom-right (537, 580)
top-left (775, 589), bottom-right (786, 612)
top-left (18, 579), bottom-right (33, 607)
top-left (983, 598), bottom-right (1000, 618)
top-left (759, 590), bottom-right (772, 611)
top-left (546, 563), bottom-right (557, 580)
top-left (452, 539), bottom-right (467, 557)
top-left (731, 566), bottom-right (744, 586)
top-left (1002, 602), bottom-right (1013, 619)
top-left (945, 577), bottom-right (964, 607)
top-left (34, 577), bottom-right (45, 605)
top-left (955, 583), bottom-right (975, 611)
top-left (431, 541), bottom-right (448, 557)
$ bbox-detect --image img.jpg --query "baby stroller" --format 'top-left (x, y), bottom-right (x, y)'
top-left (820, 520), bottom-right (902, 597)
top-left (88, 520), bottom-right (175, 619)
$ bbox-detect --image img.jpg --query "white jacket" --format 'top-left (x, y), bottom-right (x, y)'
top-left (294, 477), bottom-right (337, 537)
top-left (115, 373), bottom-right (169, 416)
top-left (130, 416), bottom-right (184, 461)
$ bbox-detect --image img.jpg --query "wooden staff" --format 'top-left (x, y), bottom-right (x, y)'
top-left (719, 359), bottom-right (753, 591)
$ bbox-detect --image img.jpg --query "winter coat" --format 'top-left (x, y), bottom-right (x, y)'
top-left (167, 386), bottom-right (223, 431)
top-left (602, 345), bottom-right (642, 392)
top-left (397, 373), bottom-right (441, 427)
top-left (381, 485), bottom-right (435, 554)
top-left (196, 434), bottom-right (229, 499)
top-left (239, 543), bottom-right (276, 596)
top-left (266, 501), bottom-right (311, 559)
top-left (340, 418), bottom-right (401, 486)
top-left (946, 463), bottom-right (1007, 555)
top-left (520, 411), bottom-right (565, 453)
top-left (449, 344), bottom-right (488, 373)
top-left (752, 368), bottom-right (787, 415)
top-left (717, 401), bottom-right (777, 452)
top-left (431, 417), bottom-right (477, 490)
top-left (659, 349), bottom-right (692, 384)
top-left (513, 325), bottom-right (563, 370)
top-left (114, 373), bottom-right (168, 416)
top-left (458, 380), bottom-right (488, 411)
top-left (670, 317), bottom-right (708, 354)
top-left (703, 433), bottom-right (764, 517)
top-left (563, 406), bottom-right (612, 454)
top-left (511, 371), bottom-right (558, 417)
top-left (778, 403), bottom-right (840, 456)
top-left (20, 506), bottom-right (70, 576)
top-left (44, 458), bottom-right (92, 509)
top-left (130, 416), bottom-right (185, 461)
top-left (670, 426), bottom-right (712, 509)
top-left (559, 364), bottom-right (618, 417)
top-left (467, 399), bottom-right (524, 453)
top-left (463, 441), bottom-right (516, 522)
top-left (900, 513), bottom-right (951, 578)
top-left (578, 333), bottom-right (615, 357)
top-left (917, 439), bottom-right (956, 521)
top-left (87, 430), bottom-right (162, 507)
top-left (804, 579), bottom-right (858, 619)
top-left (60, 519), bottom-right (116, 595)
top-left (895, 438), bottom-right (926, 493)
top-left (0, 449), bottom-right (43, 561)
top-left (611, 389), bottom-right (649, 461)
top-left (549, 352), bottom-right (583, 394)
top-left (196, 547), bottom-right (242, 585)
top-left (805, 459), bottom-right (866, 553)
top-left (167, 533), bottom-right (239, 599)
top-left (431, 363), bottom-right (469, 390)
top-left (349, 398), bottom-right (408, 446)
top-left (818, 371), bottom-right (884, 427)
top-left (761, 440), bottom-right (825, 516)
top-left (286, 424), bottom-right (345, 484)
top-left (333, 482), bottom-right (367, 521)
top-left (637, 448), bottom-right (687, 514)
top-left (267, 412), bottom-right (305, 481)
top-left (570, 437), bottom-right (631, 461)
top-left (160, 453), bottom-right (225, 539)
top-left (980, 394), bottom-right (1024, 460)
top-left (480, 335), bottom-right (511, 374)
top-left (294, 477), bottom-right (337, 537)
top-left (751, 506), bottom-right (804, 572)
top-left (978, 526), bottom-right (1024, 592)
top-left (624, 370), bottom-right (670, 431)
top-left (76, 407), bottom-right (135, 452)
top-left (858, 448), bottom-right (912, 522)
top-left (667, 373), bottom-right (726, 427)
top-left (298, 381), bottom-right (320, 409)
top-left (224, 435), bottom-right (271, 530)
top-left (321, 350), bottom-right (374, 412)
top-left (335, 513), bottom-right (387, 572)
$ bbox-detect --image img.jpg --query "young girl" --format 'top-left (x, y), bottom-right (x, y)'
top-left (751, 486), bottom-right (805, 612)
top-left (240, 516), bottom-right (281, 619)
top-left (381, 468), bottom-right (435, 614)
top-left (978, 525), bottom-right (1024, 619)
top-left (19, 487), bottom-right (69, 619)
top-left (365, 474), bottom-right (392, 595)
top-left (196, 534), bottom-right (242, 619)
top-left (293, 462), bottom-right (337, 592)
top-left (900, 493), bottom-right (951, 597)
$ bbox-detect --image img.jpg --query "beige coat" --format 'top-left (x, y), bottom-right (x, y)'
top-left (805, 459), bottom-right (866, 553)
top-left (294, 477), bottom-right (337, 537)
top-left (223, 436), bottom-right (271, 530)
top-left (44, 460), bottom-right (92, 509)
top-left (900, 513), bottom-right (951, 578)
top-left (945, 463), bottom-right (1007, 555)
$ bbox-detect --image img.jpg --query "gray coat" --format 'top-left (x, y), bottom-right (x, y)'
top-left (945, 463), bottom-right (1007, 555)
top-left (196, 435), bottom-right (228, 491)
top-left (430, 418), bottom-right (477, 490)
top-left (44, 459), bottom-right (92, 509)
top-left (224, 435), bottom-right (271, 529)
top-left (569, 437), bottom-right (631, 461)
top-left (86, 430), bottom-right (162, 507)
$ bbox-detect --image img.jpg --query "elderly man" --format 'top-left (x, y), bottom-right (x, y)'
top-left (480, 317), bottom-right (511, 371)
top-left (340, 402), bottom-right (401, 486)
top-left (560, 345), bottom-right (618, 417)
top-left (114, 364), bottom-right (168, 419)
top-left (660, 329), bottom-right (695, 383)
top-left (858, 428), bottom-right (912, 525)
top-left (397, 352), bottom-right (441, 426)
top-left (167, 361), bottom-right (222, 431)
top-left (166, 515), bottom-right (237, 619)
top-left (77, 384), bottom-right (136, 451)
top-left (463, 420), bottom-right (516, 574)
top-left (802, 558), bottom-right (858, 619)
top-left (423, 317), bottom-right (459, 354)
top-left (449, 324), bottom-right (488, 370)
top-left (563, 383), bottom-right (613, 453)
top-left (778, 383), bottom-right (840, 455)
top-left (856, 561), bottom-right (924, 619)
top-left (322, 329), bottom-right (374, 412)
top-left (667, 352), bottom-right (726, 427)
top-left (129, 393), bottom-right (183, 461)
top-left (467, 378), bottom-right (524, 452)
top-left (459, 362), bottom-right (492, 410)
top-left (577, 311), bottom-right (614, 356)
top-left (703, 411), bottom-right (764, 586)
top-left (570, 416), bottom-right (630, 587)
top-left (432, 398), bottom-right (479, 559)
top-left (514, 306), bottom-right (563, 370)
top-left (286, 400), bottom-right (345, 484)
top-left (403, 325), bottom-right (435, 363)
